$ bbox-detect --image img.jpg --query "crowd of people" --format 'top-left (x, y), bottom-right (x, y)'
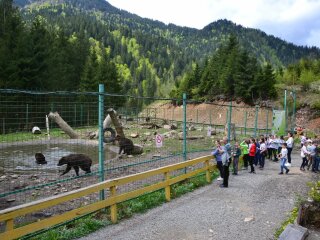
top-left (211, 133), bottom-right (320, 188)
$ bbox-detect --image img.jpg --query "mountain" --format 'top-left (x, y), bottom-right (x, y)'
top-left (15, 0), bottom-right (320, 64)
top-left (8, 0), bottom-right (320, 99)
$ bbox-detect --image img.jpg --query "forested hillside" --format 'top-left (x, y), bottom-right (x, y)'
top-left (1, 0), bottom-right (320, 106)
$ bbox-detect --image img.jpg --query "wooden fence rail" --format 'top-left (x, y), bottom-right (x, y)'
top-left (0, 155), bottom-right (215, 240)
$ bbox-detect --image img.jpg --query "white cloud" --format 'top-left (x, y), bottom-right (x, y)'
top-left (107, 0), bottom-right (320, 47)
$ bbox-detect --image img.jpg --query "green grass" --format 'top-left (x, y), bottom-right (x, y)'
top-left (274, 181), bottom-right (320, 239)
top-left (274, 207), bottom-right (299, 239)
top-left (24, 171), bottom-right (219, 240)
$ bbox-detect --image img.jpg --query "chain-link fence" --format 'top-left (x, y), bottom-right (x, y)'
top-left (0, 86), bottom-right (273, 232)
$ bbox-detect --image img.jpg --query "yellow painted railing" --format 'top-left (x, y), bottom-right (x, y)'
top-left (0, 155), bottom-right (215, 240)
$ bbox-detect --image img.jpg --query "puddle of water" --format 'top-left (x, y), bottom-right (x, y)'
top-left (0, 140), bottom-right (116, 172)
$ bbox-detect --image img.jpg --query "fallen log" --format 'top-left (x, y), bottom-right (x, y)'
top-left (178, 135), bottom-right (205, 140)
top-left (48, 112), bottom-right (79, 139)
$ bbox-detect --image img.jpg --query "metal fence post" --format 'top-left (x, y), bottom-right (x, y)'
top-left (183, 93), bottom-right (187, 170)
top-left (196, 109), bottom-right (199, 124)
top-left (26, 104), bottom-right (29, 129)
top-left (266, 108), bottom-right (269, 135)
top-left (228, 101), bottom-right (232, 141)
top-left (291, 91), bottom-right (296, 133)
top-left (284, 89), bottom-right (287, 132)
top-left (80, 104), bottom-right (83, 126)
top-left (254, 106), bottom-right (259, 138)
top-left (98, 84), bottom-right (105, 201)
top-left (244, 111), bottom-right (247, 136)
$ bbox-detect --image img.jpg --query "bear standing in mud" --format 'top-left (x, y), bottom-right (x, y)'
top-left (35, 153), bottom-right (47, 164)
top-left (115, 135), bottom-right (134, 155)
top-left (57, 154), bottom-right (92, 176)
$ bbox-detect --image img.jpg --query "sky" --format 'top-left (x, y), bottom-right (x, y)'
top-left (107, 0), bottom-right (320, 48)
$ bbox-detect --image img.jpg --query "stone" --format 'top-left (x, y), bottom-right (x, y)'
top-left (163, 124), bottom-right (172, 130)
top-left (130, 133), bottom-right (139, 138)
top-left (244, 216), bottom-right (255, 222)
top-left (188, 125), bottom-right (196, 131)
top-left (11, 174), bottom-right (19, 179)
top-left (0, 175), bottom-right (7, 180)
top-left (6, 199), bottom-right (15, 203)
top-left (279, 224), bottom-right (308, 240)
top-left (144, 132), bottom-right (151, 136)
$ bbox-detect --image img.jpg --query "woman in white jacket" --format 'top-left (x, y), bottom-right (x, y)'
top-left (300, 142), bottom-right (311, 171)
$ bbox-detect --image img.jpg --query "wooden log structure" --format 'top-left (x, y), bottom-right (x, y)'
top-left (48, 112), bottom-right (79, 139)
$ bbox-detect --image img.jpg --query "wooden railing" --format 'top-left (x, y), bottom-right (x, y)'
top-left (0, 155), bottom-right (215, 240)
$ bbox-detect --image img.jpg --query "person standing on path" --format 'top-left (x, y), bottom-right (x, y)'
top-left (307, 140), bottom-right (317, 172)
top-left (249, 138), bottom-right (256, 173)
top-left (232, 142), bottom-right (241, 175)
top-left (286, 132), bottom-right (294, 166)
top-left (300, 142), bottom-right (311, 171)
top-left (212, 140), bottom-right (224, 181)
top-left (270, 135), bottom-right (279, 161)
top-left (259, 138), bottom-right (267, 169)
top-left (221, 137), bottom-right (231, 188)
top-left (240, 139), bottom-right (249, 170)
top-left (279, 143), bottom-right (290, 175)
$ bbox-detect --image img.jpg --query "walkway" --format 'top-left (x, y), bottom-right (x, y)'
top-left (80, 151), bottom-right (319, 240)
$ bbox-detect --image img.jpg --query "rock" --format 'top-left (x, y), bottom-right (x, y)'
top-left (128, 155), bottom-right (134, 158)
top-left (279, 224), bottom-right (308, 240)
top-left (130, 133), bottom-right (139, 138)
top-left (152, 154), bottom-right (161, 158)
top-left (144, 132), bottom-right (152, 136)
top-left (6, 199), bottom-right (15, 203)
top-left (54, 192), bottom-right (59, 195)
top-left (30, 175), bottom-right (39, 180)
top-left (13, 183), bottom-right (28, 190)
top-left (163, 124), bottom-right (172, 130)
top-left (188, 125), bottom-right (196, 131)
top-left (244, 216), bottom-right (255, 222)
top-left (32, 126), bottom-right (41, 134)
top-left (32, 212), bottom-right (53, 218)
top-left (11, 174), bottom-right (19, 179)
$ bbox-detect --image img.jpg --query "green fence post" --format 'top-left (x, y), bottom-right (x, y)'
top-left (254, 106), bottom-right (259, 138)
top-left (225, 108), bottom-right (229, 125)
top-left (172, 108), bottom-right (175, 122)
top-left (183, 93), bottom-right (187, 172)
top-left (228, 102), bottom-right (232, 141)
top-left (284, 89), bottom-right (287, 132)
top-left (244, 111), bottom-right (247, 136)
top-left (74, 104), bottom-right (77, 127)
top-left (291, 91), bottom-right (296, 133)
top-left (266, 108), bottom-right (269, 135)
top-left (98, 84), bottom-right (105, 201)
top-left (196, 109), bottom-right (199, 124)
top-left (80, 104), bottom-right (83, 126)
top-left (26, 104), bottom-right (29, 129)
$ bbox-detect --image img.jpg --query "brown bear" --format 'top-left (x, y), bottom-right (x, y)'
top-left (57, 154), bottom-right (92, 176)
top-left (115, 135), bottom-right (134, 155)
top-left (35, 153), bottom-right (47, 164)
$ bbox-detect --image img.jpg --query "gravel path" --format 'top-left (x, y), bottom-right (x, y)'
top-left (80, 151), bottom-right (319, 240)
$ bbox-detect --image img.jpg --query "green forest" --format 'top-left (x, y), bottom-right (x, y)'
top-left (1, 0), bottom-right (320, 105)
